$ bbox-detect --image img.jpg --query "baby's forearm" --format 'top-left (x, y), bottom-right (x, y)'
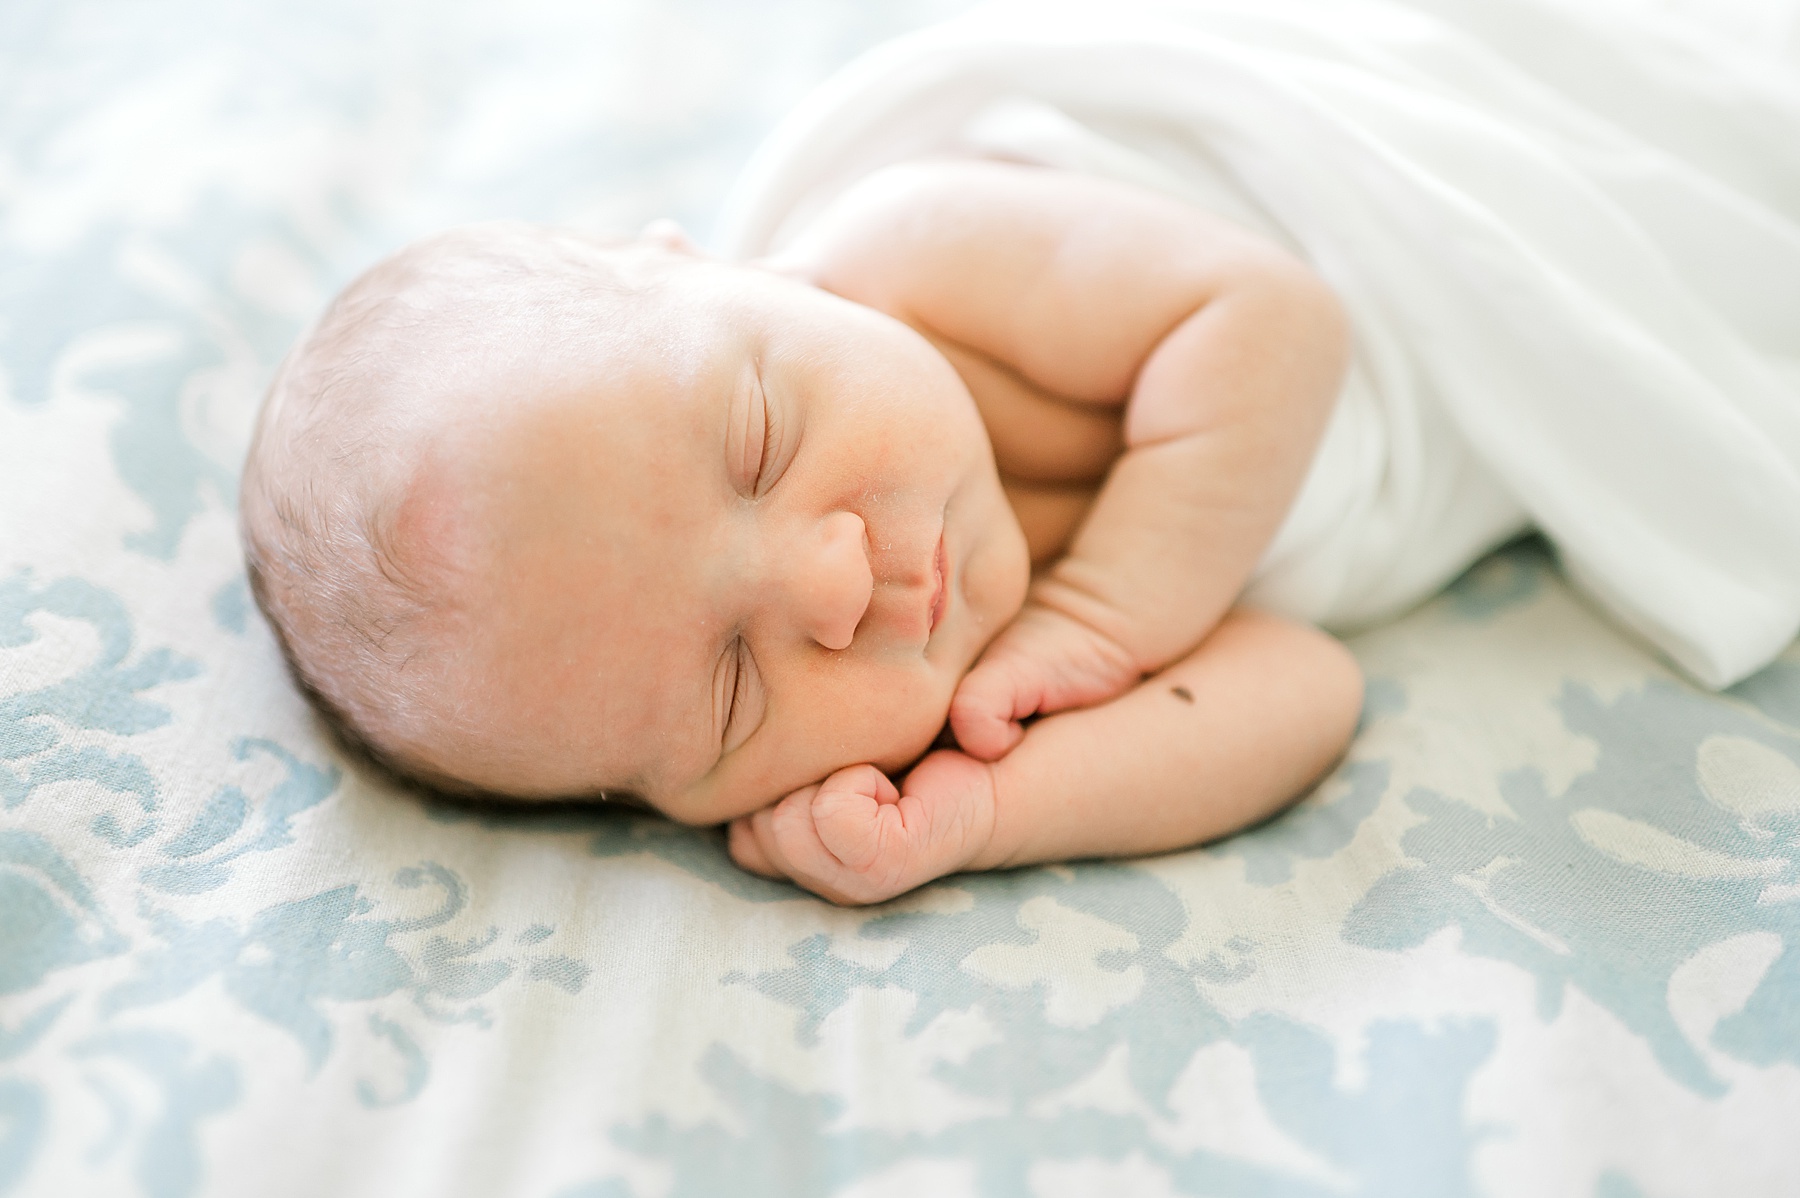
top-left (967, 609), bottom-right (1362, 871)
top-left (726, 610), bottom-right (1360, 903)
top-left (1035, 271), bottom-right (1348, 672)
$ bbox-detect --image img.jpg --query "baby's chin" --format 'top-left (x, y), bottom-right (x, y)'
top-left (872, 702), bottom-right (960, 776)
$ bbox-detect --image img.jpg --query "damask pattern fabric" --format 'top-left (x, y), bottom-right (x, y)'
top-left (3, 3), bottom-right (1798, 1196)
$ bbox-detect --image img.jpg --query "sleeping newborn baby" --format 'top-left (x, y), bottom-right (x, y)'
top-left (240, 160), bottom-right (1364, 905)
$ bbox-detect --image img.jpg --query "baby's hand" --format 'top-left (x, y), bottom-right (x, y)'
top-left (727, 753), bottom-right (997, 906)
top-left (950, 602), bottom-right (1141, 761)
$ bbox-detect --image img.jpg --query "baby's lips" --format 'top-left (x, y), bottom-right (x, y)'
top-left (928, 529), bottom-right (949, 635)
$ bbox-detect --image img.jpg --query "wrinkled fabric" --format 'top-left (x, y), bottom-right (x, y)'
top-left (719, 0), bottom-right (1800, 687)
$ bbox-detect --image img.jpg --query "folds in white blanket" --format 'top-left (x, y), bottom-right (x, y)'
top-left (719, 0), bottom-right (1800, 688)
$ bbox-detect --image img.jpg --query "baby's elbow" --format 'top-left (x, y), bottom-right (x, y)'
top-left (1247, 610), bottom-right (1363, 775)
top-left (1311, 629), bottom-right (1365, 756)
top-left (1268, 257), bottom-right (1352, 396)
top-left (1278, 622), bottom-right (1364, 799)
top-left (1220, 608), bottom-right (1362, 755)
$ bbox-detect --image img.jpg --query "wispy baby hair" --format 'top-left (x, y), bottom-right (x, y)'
top-left (239, 220), bottom-right (653, 788)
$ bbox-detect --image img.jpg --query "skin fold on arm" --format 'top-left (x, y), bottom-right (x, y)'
top-left (729, 160), bottom-right (1362, 904)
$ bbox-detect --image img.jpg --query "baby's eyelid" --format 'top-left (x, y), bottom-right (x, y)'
top-left (735, 374), bottom-right (766, 495)
top-left (713, 639), bottom-right (740, 751)
top-left (753, 372), bottom-right (781, 497)
top-left (722, 637), bottom-right (765, 755)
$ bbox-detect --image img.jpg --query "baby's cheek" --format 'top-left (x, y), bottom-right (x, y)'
top-left (663, 662), bottom-right (955, 823)
top-left (654, 781), bottom-right (776, 828)
top-left (857, 686), bottom-right (958, 775)
top-left (657, 742), bottom-right (836, 826)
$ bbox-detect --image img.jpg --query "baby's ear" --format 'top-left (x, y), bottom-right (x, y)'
top-left (639, 218), bottom-right (701, 256)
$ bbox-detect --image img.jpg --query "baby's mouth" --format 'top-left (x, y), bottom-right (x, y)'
top-left (928, 530), bottom-right (949, 635)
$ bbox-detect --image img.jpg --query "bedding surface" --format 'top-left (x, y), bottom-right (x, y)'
top-left (4, 2), bottom-right (1800, 1197)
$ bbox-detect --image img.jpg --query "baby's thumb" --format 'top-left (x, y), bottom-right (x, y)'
top-left (727, 816), bottom-right (780, 877)
top-left (950, 661), bottom-right (1032, 761)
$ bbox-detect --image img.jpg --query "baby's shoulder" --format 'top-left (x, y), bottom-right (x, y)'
top-left (783, 159), bottom-right (1319, 406)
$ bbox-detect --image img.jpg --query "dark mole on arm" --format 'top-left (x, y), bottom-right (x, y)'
top-left (1170, 686), bottom-right (1194, 704)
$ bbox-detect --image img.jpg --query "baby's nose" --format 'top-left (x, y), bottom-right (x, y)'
top-left (790, 511), bottom-right (873, 651)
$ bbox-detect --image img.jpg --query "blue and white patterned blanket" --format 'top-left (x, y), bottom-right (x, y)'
top-left (4, 3), bottom-right (1799, 1196)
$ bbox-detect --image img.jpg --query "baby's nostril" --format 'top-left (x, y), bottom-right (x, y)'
top-left (803, 510), bottom-right (873, 652)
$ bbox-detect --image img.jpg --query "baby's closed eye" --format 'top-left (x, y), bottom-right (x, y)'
top-left (715, 636), bottom-right (766, 757)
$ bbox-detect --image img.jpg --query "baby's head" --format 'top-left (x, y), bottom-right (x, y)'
top-left (241, 221), bottom-right (1029, 823)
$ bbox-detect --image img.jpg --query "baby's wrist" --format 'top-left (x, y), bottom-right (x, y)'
top-left (901, 750), bottom-right (1004, 881)
top-left (959, 756), bottom-right (1017, 874)
top-left (1024, 578), bottom-right (1151, 674)
top-left (1031, 571), bottom-right (1136, 642)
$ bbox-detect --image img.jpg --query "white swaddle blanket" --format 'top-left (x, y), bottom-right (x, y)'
top-left (717, 0), bottom-right (1800, 688)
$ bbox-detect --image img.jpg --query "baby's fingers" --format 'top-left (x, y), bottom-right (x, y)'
top-left (729, 780), bottom-right (827, 884)
top-left (727, 815), bottom-right (781, 878)
top-left (950, 658), bottom-right (1038, 761)
top-left (810, 765), bottom-right (900, 873)
top-left (729, 782), bottom-right (879, 905)
top-left (726, 763), bottom-right (989, 906)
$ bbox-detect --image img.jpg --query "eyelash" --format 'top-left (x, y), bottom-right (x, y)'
top-left (724, 637), bottom-right (748, 731)
top-left (753, 385), bottom-right (780, 496)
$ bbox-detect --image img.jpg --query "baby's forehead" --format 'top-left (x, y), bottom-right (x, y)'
top-left (415, 464), bottom-right (721, 799)
top-left (342, 229), bottom-right (700, 390)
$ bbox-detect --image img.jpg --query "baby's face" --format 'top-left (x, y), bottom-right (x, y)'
top-left (417, 256), bottom-right (1029, 821)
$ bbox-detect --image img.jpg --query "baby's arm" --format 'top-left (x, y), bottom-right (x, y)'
top-left (729, 609), bottom-right (1362, 904)
top-left (945, 167), bottom-right (1350, 756)
top-left (729, 162), bottom-right (1357, 903)
top-left (781, 160), bottom-right (1346, 755)
top-left (784, 159), bottom-right (1350, 758)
